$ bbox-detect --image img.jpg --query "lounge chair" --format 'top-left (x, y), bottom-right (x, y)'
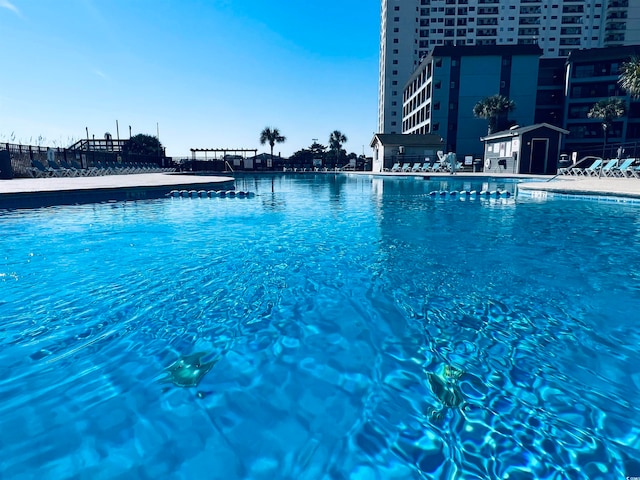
top-left (420, 162), bottom-right (431, 172)
top-left (579, 159), bottom-right (603, 176)
top-left (411, 162), bottom-right (422, 172)
top-left (611, 158), bottom-right (635, 177)
top-left (401, 163), bottom-right (412, 172)
top-left (431, 162), bottom-right (444, 172)
top-left (48, 160), bottom-right (76, 176)
top-left (389, 162), bottom-right (401, 172)
top-left (628, 164), bottom-right (640, 178)
top-left (59, 159), bottom-right (87, 176)
top-left (600, 159), bottom-right (619, 177)
top-left (29, 160), bottom-right (53, 178)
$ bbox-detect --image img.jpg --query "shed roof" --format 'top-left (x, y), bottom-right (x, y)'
top-left (480, 123), bottom-right (570, 142)
top-left (370, 133), bottom-right (444, 147)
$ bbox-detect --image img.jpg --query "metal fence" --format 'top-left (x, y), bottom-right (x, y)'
top-left (0, 143), bottom-right (170, 178)
top-left (568, 140), bottom-right (640, 161)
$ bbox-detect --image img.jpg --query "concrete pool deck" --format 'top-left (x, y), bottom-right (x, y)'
top-left (515, 175), bottom-right (640, 200)
top-left (0, 173), bottom-right (235, 208)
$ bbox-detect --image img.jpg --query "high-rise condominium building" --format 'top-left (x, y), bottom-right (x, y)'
top-left (378, 0), bottom-right (640, 134)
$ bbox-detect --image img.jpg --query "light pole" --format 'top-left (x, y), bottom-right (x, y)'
top-left (599, 122), bottom-right (608, 179)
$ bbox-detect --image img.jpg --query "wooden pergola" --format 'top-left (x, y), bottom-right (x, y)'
top-left (189, 148), bottom-right (257, 161)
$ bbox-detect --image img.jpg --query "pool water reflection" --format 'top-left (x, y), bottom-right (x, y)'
top-left (1, 174), bottom-right (639, 479)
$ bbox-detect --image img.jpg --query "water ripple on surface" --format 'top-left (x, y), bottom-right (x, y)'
top-left (0, 175), bottom-right (639, 478)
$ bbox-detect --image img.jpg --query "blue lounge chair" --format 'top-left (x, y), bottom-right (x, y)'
top-left (411, 162), bottom-right (422, 172)
top-left (431, 161), bottom-right (444, 172)
top-left (626, 164), bottom-right (640, 178)
top-left (599, 159), bottom-right (618, 177)
top-left (389, 162), bottom-right (401, 172)
top-left (612, 158), bottom-right (635, 177)
top-left (29, 160), bottom-right (53, 178)
top-left (580, 159), bottom-right (603, 176)
top-left (401, 162), bottom-right (412, 172)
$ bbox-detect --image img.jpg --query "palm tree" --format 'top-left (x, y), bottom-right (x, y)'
top-left (259, 127), bottom-right (286, 163)
top-left (619, 56), bottom-right (640, 98)
top-left (329, 130), bottom-right (348, 167)
top-left (472, 94), bottom-right (516, 134)
top-left (587, 97), bottom-right (626, 159)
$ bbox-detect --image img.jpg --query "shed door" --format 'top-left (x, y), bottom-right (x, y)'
top-left (530, 138), bottom-right (548, 174)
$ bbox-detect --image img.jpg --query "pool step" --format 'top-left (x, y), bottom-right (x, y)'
top-left (167, 190), bottom-right (256, 198)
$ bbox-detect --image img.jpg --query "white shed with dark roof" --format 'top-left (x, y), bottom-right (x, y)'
top-left (370, 134), bottom-right (445, 172)
top-left (480, 123), bottom-right (569, 175)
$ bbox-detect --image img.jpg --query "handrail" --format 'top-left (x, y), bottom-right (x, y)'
top-left (224, 161), bottom-right (234, 172)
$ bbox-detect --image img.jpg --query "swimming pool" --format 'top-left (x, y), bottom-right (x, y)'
top-left (1, 174), bottom-right (639, 479)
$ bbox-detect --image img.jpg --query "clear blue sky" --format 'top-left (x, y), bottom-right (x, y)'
top-left (0, 0), bottom-right (380, 158)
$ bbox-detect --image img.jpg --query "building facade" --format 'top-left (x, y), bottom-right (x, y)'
top-left (563, 45), bottom-right (640, 157)
top-left (402, 45), bottom-right (542, 160)
top-left (379, 0), bottom-right (640, 135)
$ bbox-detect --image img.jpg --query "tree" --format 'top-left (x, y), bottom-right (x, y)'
top-left (122, 133), bottom-right (163, 157)
top-left (329, 130), bottom-right (348, 167)
top-left (472, 95), bottom-right (516, 134)
top-left (619, 56), bottom-right (640, 98)
top-left (289, 141), bottom-right (327, 168)
top-left (259, 127), bottom-right (286, 161)
top-left (309, 141), bottom-right (327, 158)
top-left (587, 97), bottom-right (626, 158)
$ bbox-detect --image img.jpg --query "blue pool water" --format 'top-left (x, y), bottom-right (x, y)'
top-left (1, 174), bottom-right (639, 479)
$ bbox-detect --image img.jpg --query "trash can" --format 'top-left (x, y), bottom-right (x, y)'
top-left (0, 150), bottom-right (13, 179)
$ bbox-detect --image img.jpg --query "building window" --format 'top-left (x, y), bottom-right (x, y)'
top-left (393, 38), bottom-right (399, 43)
top-left (393, 28), bottom-right (399, 33)
top-left (394, 16), bottom-right (399, 21)
top-left (392, 70), bottom-right (398, 75)
top-left (392, 80), bottom-right (398, 85)
top-left (394, 6), bottom-right (399, 10)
